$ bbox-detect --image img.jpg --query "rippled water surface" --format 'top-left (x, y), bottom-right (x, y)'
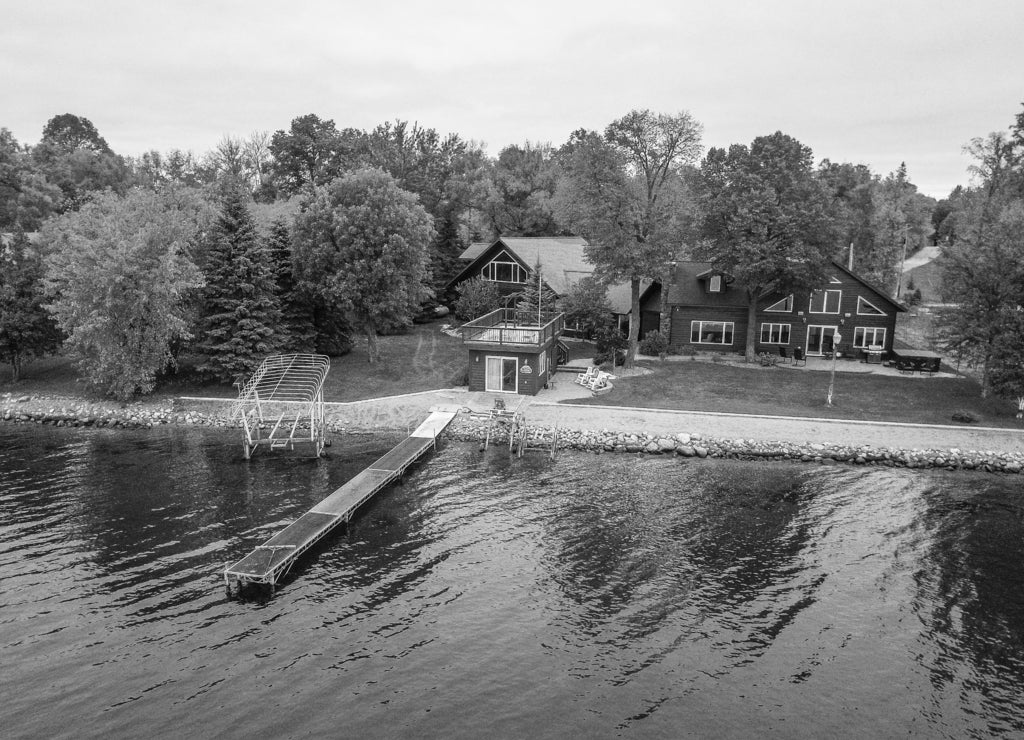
top-left (2, 424), bottom-right (1024, 738)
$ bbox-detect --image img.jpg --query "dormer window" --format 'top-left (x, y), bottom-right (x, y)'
top-left (709, 274), bottom-right (722, 293)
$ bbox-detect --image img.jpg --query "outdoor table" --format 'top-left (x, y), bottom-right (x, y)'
top-left (891, 348), bottom-right (942, 373)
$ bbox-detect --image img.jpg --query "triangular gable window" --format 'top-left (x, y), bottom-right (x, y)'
top-left (481, 250), bottom-right (527, 283)
top-left (829, 275), bottom-right (842, 284)
top-left (765, 294), bottom-right (794, 312)
top-left (856, 296), bottom-right (886, 316)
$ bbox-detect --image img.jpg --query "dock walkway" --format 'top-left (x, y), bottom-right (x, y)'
top-left (224, 407), bottom-right (459, 593)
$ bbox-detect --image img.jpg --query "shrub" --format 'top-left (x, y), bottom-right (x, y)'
top-left (639, 330), bottom-right (669, 356)
top-left (453, 276), bottom-right (501, 320)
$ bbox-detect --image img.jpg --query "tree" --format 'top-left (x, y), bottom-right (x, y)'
top-left (453, 276), bottom-right (501, 320)
top-left (560, 275), bottom-right (613, 339)
top-left (555, 109), bottom-right (703, 367)
top-left (40, 113), bottom-right (111, 154)
top-left (482, 142), bottom-right (561, 236)
top-left (0, 128), bottom-right (61, 230)
top-left (0, 229), bottom-right (62, 380)
top-left (194, 187), bottom-right (282, 382)
top-left (268, 114), bottom-right (363, 195)
top-left (514, 262), bottom-right (560, 320)
top-left (41, 189), bottom-right (205, 400)
top-left (292, 168), bottom-right (435, 362)
top-left (33, 115), bottom-right (131, 210)
top-left (696, 132), bottom-right (838, 361)
top-left (265, 218), bottom-right (316, 352)
top-left (937, 131), bottom-right (1024, 397)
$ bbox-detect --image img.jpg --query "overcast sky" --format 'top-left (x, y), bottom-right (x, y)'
top-left (2, 0), bottom-right (1021, 198)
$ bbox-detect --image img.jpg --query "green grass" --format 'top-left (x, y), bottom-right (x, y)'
top-left (0, 320), bottom-right (469, 403)
top-left (570, 358), bottom-right (1022, 428)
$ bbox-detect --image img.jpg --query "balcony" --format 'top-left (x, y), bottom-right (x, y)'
top-left (459, 308), bottom-right (564, 349)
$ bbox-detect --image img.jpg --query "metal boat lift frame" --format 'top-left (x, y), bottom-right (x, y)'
top-left (233, 354), bottom-right (330, 459)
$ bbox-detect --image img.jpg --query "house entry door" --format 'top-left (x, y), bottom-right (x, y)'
top-left (806, 325), bottom-right (839, 356)
top-left (485, 356), bottom-right (518, 393)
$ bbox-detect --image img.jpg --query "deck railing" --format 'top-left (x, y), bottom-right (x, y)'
top-left (459, 308), bottom-right (564, 348)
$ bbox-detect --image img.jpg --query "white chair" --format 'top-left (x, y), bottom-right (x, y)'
top-left (575, 367), bottom-right (598, 386)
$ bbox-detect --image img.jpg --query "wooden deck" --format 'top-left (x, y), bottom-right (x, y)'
top-left (224, 408), bottom-right (459, 593)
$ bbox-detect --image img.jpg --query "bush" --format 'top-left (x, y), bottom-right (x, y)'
top-left (639, 330), bottom-right (669, 357)
top-left (453, 276), bottom-right (502, 320)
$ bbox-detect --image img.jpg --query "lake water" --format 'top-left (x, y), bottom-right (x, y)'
top-left (2, 424), bottom-right (1024, 739)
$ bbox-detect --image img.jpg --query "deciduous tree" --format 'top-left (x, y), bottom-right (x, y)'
top-left (556, 109), bottom-right (703, 367)
top-left (937, 130), bottom-right (1024, 398)
top-left (0, 229), bottom-right (62, 380)
top-left (292, 168), bottom-right (435, 362)
top-left (41, 189), bottom-right (205, 399)
top-left (696, 132), bottom-right (837, 361)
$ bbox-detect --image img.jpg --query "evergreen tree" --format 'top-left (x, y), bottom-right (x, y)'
top-left (514, 262), bottom-right (560, 322)
top-left (265, 219), bottom-right (317, 352)
top-left (0, 229), bottom-right (62, 380)
top-left (195, 187), bottom-right (282, 382)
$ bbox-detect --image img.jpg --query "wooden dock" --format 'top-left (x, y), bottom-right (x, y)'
top-left (223, 408), bottom-right (459, 594)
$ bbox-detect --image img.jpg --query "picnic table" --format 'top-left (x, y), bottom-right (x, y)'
top-left (891, 348), bottom-right (942, 374)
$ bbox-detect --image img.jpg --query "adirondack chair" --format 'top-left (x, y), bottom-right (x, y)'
top-left (575, 366), bottom-right (598, 386)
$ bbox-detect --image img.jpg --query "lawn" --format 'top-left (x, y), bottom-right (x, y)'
top-left (0, 320), bottom-right (469, 403)
top-left (571, 357), bottom-right (1023, 429)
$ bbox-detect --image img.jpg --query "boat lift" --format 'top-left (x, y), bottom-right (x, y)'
top-left (481, 398), bottom-right (558, 460)
top-left (233, 354), bottom-right (330, 459)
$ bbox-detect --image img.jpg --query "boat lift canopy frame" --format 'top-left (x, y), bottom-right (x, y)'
top-left (233, 354), bottom-right (331, 458)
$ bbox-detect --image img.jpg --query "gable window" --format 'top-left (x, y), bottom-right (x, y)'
top-left (765, 294), bottom-right (794, 312)
top-left (690, 320), bottom-right (734, 345)
top-left (809, 289), bottom-right (842, 313)
top-left (829, 275), bottom-right (842, 284)
top-left (856, 296), bottom-right (886, 316)
top-left (853, 327), bottom-right (886, 348)
top-left (708, 274), bottom-right (722, 293)
top-left (759, 323), bottom-right (791, 345)
top-left (481, 251), bottom-right (526, 283)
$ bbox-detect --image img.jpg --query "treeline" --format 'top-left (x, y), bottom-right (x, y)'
top-left (0, 106), bottom-right (1012, 401)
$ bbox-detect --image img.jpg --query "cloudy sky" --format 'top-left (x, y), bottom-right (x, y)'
top-left (3, 0), bottom-right (1021, 198)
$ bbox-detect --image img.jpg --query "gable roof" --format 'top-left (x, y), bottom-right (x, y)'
top-left (459, 241), bottom-right (490, 261)
top-left (447, 236), bottom-right (590, 295)
top-left (665, 259), bottom-right (908, 312)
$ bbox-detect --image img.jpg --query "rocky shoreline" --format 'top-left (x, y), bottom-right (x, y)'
top-left (3, 392), bottom-right (1023, 475)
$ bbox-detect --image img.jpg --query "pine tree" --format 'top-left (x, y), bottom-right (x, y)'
top-left (514, 261), bottom-right (560, 322)
top-left (265, 219), bottom-right (316, 352)
top-left (195, 187), bottom-right (282, 382)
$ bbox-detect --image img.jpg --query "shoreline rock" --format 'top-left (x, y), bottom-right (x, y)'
top-left (2, 392), bottom-right (1022, 475)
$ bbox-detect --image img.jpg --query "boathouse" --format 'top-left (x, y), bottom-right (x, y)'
top-left (458, 308), bottom-right (565, 395)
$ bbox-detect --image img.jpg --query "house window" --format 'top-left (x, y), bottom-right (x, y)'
top-left (856, 296), bottom-right (886, 316)
top-left (809, 289), bottom-right (842, 313)
top-left (759, 323), bottom-right (791, 344)
top-left (709, 274), bottom-right (722, 293)
top-left (765, 294), bottom-right (794, 312)
top-left (482, 251), bottom-right (526, 283)
top-left (690, 320), bottom-right (734, 345)
top-left (853, 327), bottom-right (886, 348)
